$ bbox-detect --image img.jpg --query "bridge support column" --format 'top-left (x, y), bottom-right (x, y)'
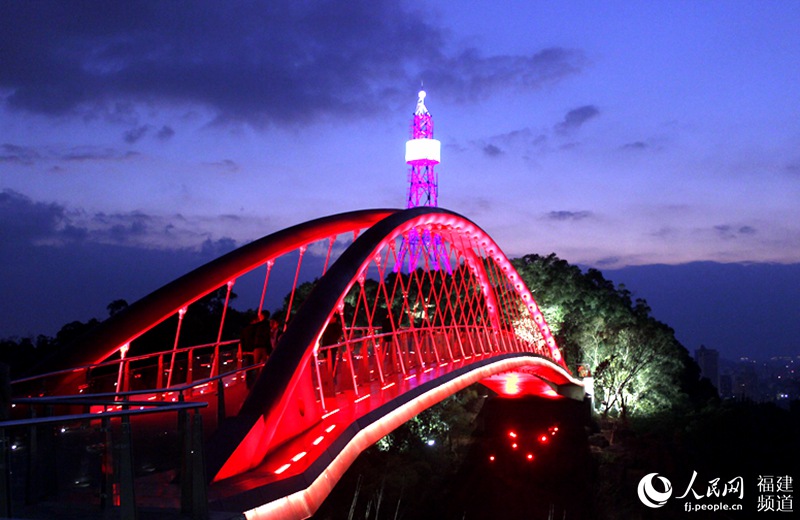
top-left (191, 411), bottom-right (209, 520)
top-left (556, 382), bottom-right (586, 401)
top-left (118, 416), bottom-right (137, 520)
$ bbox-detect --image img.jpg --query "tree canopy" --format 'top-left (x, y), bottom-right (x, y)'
top-left (512, 253), bottom-right (711, 419)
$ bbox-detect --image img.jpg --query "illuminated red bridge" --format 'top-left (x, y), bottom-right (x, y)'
top-left (8, 207), bottom-right (584, 520)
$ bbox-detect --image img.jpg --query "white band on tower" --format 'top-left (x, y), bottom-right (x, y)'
top-left (405, 138), bottom-right (441, 164)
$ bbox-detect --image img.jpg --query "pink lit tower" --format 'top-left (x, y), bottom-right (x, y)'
top-left (405, 89), bottom-right (441, 208)
top-left (398, 89), bottom-right (449, 271)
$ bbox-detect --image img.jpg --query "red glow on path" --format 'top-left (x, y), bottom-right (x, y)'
top-left (480, 370), bottom-right (567, 399)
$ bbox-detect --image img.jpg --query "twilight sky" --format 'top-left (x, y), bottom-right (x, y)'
top-left (2, 1), bottom-right (799, 359)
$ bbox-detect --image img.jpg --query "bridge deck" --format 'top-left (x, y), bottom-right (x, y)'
top-left (207, 352), bottom-right (568, 515)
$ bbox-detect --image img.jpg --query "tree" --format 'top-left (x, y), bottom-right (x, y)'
top-left (106, 299), bottom-right (129, 317)
top-left (512, 253), bottom-right (702, 421)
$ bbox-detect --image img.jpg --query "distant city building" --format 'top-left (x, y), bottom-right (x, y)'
top-left (695, 345), bottom-right (719, 389)
top-left (734, 362), bottom-right (759, 400)
top-left (718, 373), bottom-right (733, 399)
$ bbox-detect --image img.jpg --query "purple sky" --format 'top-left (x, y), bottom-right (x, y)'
top-left (2, 1), bottom-right (799, 359)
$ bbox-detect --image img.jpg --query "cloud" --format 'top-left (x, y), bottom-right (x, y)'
top-left (205, 159), bottom-right (240, 173)
top-left (0, 143), bottom-right (40, 165)
top-left (714, 224), bottom-right (758, 239)
top-left (0, 189), bottom-right (246, 251)
top-left (123, 125), bottom-right (150, 144)
top-left (156, 125), bottom-right (175, 140)
top-left (621, 141), bottom-right (648, 150)
top-left (738, 225), bottom-right (756, 235)
top-left (595, 256), bottom-right (621, 267)
top-left (200, 237), bottom-right (238, 257)
top-left (0, 1), bottom-right (587, 126)
top-left (0, 190), bottom-right (72, 246)
top-left (476, 128), bottom-right (549, 158)
top-left (421, 47), bottom-right (587, 103)
top-left (483, 144), bottom-right (503, 157)
top-left (61, 147), bottom-right (139, 162)
top-left (554, 105), bottom-right (600, 134)
top-left (651, 226), bottom-right (678, 239)
top-left (0, 143), bottom-right (139, 166)
top-left (545, 210), bottom-right (593, 221)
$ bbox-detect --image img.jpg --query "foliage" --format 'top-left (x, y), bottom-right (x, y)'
top-left (313, 385), bottom-right (487, 520)
top-left (0, 318), bottom-right (101, 378)
top-left (512, 253), bottom-right (707, 420)
top-left (0, 287), bottom-right (251, 376)
top-left (375, 385), bottom-right (484, 453)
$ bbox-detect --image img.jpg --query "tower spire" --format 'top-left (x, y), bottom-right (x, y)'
top-left (405, 89), bottom-right (441, 208)
top-left (398, 89), bottom-right (449, 273)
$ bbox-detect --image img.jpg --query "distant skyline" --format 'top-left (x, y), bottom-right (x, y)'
top-left (2, 1), bottom-right (799, 359)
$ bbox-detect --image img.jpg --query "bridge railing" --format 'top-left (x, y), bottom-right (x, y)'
top-left (12, 339), bottom-right (246, 399)
top-left (0, 395), bottom-right (209, 520)
top-left (308, 324), bottom-right (550, 406)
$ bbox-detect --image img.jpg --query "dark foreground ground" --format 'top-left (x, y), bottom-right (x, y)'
top-left (313, 393), bottom-right (593, 520)
top-left (313, 393), bottom-right (799, 520)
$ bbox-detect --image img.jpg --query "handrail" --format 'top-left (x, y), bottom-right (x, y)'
top-left (11, 361), bottom-right (264, 409)
top-left (0, 401), bottom-right (207, 428)
top-left (0, 396), bottom-right (210, 520)
top-left (11, 339), bottom-right (241, 387)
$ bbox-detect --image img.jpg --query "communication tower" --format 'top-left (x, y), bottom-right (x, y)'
top-left (398, 90), bottom-right (449, 272)
top-left (405, 90), bottom-right (441, 208)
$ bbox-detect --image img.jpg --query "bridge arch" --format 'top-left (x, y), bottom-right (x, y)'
top-left (208, 207), bottom-right (580, 516)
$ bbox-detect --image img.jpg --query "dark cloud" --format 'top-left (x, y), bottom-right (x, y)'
top-left (0, 143), bottom-right (41, 165)
top-left (545, 210), bottom-right (593, 221)
top-left (93, 212), bottom-right (153, 243)
top-left (124, 124), bottom-right (175, 143)
top-left (61, 147), bottom-right (139, 162)
top-left (0, 190), bottom-right (72, 246)
top-left (206, 159), bottom-right (240, 173)
top-left (554, 105), bottom-right (600, 134)
top-left (483, 144), bottom-right (503, 157)
top-left (0, 189), bottom-right (243, 251)
top-left (714, 224), bottom-right (757, 239)
top-left (595, 256), bottom-right (621, 267)
top-left (1, 143), bottom-right (139, 165)
top-left (478, 128), bottom-right (549, 158)
top-left (123, 125), bottom-right (150, 144)
top-left (622, 141), bottom-right (647, 150)
top-left (651, 227), bottom-right (677, 239)
top-left (157, 125), bottom-right (175, 140)
top-left (421, 47), bottom-right (586, 104)
top-left (200, 237), bottom-right (238, 257)
top-left (0, 1), bottom-right (586, 125)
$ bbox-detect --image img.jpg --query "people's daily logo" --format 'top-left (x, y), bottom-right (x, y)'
top-left (638, 473), bottom-right (673, 508)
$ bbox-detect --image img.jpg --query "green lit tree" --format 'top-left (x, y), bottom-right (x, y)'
top-left (512, 253), bottom-right (695, 420)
